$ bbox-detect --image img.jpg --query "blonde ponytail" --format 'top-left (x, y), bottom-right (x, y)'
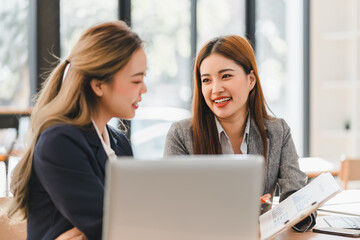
top-left (8, 60), bottom-right (70, 219)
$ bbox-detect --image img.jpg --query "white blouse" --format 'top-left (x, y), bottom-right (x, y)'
top-left (92, 120), bottom-right (117, 161)
top-left (215, 114), bottom-right (250, 154)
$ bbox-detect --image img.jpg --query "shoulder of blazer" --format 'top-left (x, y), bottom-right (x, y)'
top-left (248, 117), bottom-right (286, 156)
top-left (36, 124), bottom-right (97, 158)
top-left (40, 123), bottom-right (87, 143)
top-left (263, 117), bottom-right (289, 139)
top-left (172, 118), bottom-right (192, 129)
top-left (169, 118), bottom-right (193, 141)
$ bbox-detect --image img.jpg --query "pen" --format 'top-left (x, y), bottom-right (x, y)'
top-left (260, 193), bottom-right (272, 205)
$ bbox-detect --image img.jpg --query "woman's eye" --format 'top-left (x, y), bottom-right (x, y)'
top-left (222, 74), bottom-right (232, 79)
top-left (201, 78), bottom-right (210, 83)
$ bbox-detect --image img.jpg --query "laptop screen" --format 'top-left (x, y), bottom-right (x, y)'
top-left (103, 154), bottom-right (264, 240)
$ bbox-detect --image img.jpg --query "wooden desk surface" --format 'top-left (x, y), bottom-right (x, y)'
top-left (0, 196), bottom-right (358, 240)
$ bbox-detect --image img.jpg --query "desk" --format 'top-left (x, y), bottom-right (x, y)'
top-left (275, 190), bottom-right (360, 239)
top-left (299, 157), bottom-right (339, 178)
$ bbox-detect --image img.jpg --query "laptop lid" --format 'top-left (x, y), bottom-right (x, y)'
top-left (103, 154), bottom-right (264, 240)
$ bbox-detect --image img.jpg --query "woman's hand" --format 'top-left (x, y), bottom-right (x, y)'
top-left (55, 227), bottom-right (87, 240)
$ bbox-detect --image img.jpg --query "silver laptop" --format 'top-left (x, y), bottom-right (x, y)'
top-left (102, 154), bottom-right (264, 240)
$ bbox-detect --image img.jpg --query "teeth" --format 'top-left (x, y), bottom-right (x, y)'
top-left (214, 97), bottom-right (231, 103)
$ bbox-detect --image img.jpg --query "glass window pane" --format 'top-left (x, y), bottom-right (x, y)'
top-left (60, 0), bottom-right (118, 58)
top-left (197, 0), bottom-right (246, 48)
top-left (256, 0), bottom-right (304, 155)
top-left (0, 0), bottom-right (30, 108)
top-left (131, 0), bottom-right (192, 158)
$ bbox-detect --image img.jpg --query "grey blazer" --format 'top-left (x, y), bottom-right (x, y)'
top-left (164, 117), bottom-right (316, 231)
top-left (164, 117), bottom-right (307, 202)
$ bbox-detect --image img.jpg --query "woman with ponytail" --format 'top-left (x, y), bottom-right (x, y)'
top-left (8, 20), bottom-right (147, 240)
top-left (164, 35), bottom-right (316, 232)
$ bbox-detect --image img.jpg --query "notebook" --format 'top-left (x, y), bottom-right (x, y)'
top-left (102, 154), bottom-right (264, 240)
top-left (318, 190), bottom-right (360, 216)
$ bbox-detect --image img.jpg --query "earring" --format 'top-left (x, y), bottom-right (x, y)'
top-left (99, 92), bottom-right (103, 96)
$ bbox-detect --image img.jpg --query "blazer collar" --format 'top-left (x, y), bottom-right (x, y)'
top-left (247, 117), bottom-right (270, 193)
top-left (107, 125), bottom-right (133, 156)
top-left (247, 117), bottom-right (270, 159)
top-left (82, 125), bottom-right (108, 173)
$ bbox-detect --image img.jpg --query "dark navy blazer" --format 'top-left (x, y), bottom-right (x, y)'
top-left (27, 123), bottom-right (133, 240)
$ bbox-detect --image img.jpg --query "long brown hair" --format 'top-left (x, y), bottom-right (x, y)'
top-left (192, 35), bottom-right (270, 157)
top-left (8, 21), bottom-right (143, 219)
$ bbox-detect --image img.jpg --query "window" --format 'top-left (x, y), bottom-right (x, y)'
top-left (60, 0), bottom-right (118, 58)
top-left (197, 0), bottom-right (246, 48)
top-left (0, 0), bottom-right (29, 108)
top-left (131, 0), bottom-right (192, 158)
top-left (256, 0), bottom-right (304, 156)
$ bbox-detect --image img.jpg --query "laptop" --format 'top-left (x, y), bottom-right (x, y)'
top-left (313, 216), bottom-right (360, 237)
top-left (313, 189), bottom-right (360, 236)
top-left (102, 154), bottom-right (264, 240)
top-left (321, 216), bottom-right (360, 229)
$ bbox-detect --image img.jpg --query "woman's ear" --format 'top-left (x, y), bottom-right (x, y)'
top-left (90, 79), bottom-right (103, 97)
top-left (248, 70), bottom-right (256, 90)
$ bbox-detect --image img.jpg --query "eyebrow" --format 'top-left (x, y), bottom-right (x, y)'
top-left (131, 72), bottom-right (146, 77)
top-left (200, 68), bottom-right (235, 77)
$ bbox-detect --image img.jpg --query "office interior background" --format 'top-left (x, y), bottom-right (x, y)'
top-left (0, 0), bottom-right (359, 166)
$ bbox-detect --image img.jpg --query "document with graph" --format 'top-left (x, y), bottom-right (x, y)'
top-left (259, 172), bottom-right (341, 240)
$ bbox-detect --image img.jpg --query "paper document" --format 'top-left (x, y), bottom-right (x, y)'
top-left (318, 190), bottom-right (360, 216)
top-left (259, 172), bottom-right (341, 240)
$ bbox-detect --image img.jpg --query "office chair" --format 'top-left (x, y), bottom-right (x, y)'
top-left (339, 157), bottom-right (360, 190)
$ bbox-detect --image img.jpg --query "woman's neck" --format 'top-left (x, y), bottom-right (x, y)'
top-left (92, 113), bottom-right (110, 136)
top-left (218, 113), bottom-right (248, 139)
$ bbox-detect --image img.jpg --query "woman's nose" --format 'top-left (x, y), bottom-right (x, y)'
top-left (212, 79), bottom-right (224, 94)
top-left (141, 82), bottom-right (147, 94)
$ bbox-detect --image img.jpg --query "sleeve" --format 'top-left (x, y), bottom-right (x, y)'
top-left (278, 119), bottom-right (307, 202)
top-left (163, 122), bottom-right (190, 156)
top-left (33, 126), bottom-right (103, 240)
top-left (277, 119), bottom-right (316, 232)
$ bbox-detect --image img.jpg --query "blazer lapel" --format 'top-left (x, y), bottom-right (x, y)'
top-left (248, 118), bottom-right (269, 157)
top-left (248, 118), bottom-right (270, 192)
top-left (107, 125), bottom-right (133, 156)
top-left (82, 127), bottom-right (108, 174)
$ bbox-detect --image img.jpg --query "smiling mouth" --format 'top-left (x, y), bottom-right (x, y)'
top-left (213, 97), bottom-right (232, 103)
top-left (132, 103), bottom-right (139, 109)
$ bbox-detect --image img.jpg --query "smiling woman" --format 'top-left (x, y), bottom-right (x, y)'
top-left (7, 21), bottom-right (146, 240)
top-left (90, 48), bottom-right (147, 122)
top-left (164, 34), bottom-right (317, 233)
top-left (200, 54), bottom-right (256, 128)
